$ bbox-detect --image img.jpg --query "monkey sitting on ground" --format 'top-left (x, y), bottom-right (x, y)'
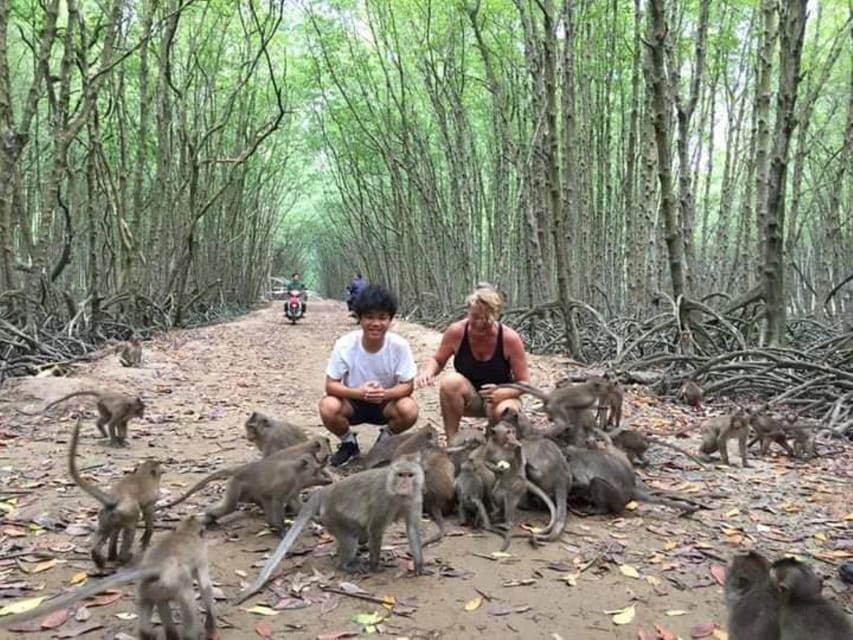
top-left (588, 374), bottom-right (623, 429)
top-left (770, 557), bottom-right (853, 640)
top-left (724, 551), bottom-right (780, 640)
top-left (698, 410), bottom-right (751, 467)
top-left (245, 411), bottom-right (308, 457)
top-left (163, 445), bottom-right (327, 532)
top-left (454, 455), bottom-right (492, 530)
top-left (446, 428), bottom-right (486, 474)
top-left (392, 426), bottom-right (455, 546)
top-left (682, 380), bottom-right (703, 409)
top-left (235, 456), bottom-right (427, 604)
top-left (0, 516), bottom-right (217, 640)
top-left (117, 338), bottom-right (142, 367)
top-left (21, 390), bottom-right (145, 447)
top-left (69, 419), bottom-right (162, 569)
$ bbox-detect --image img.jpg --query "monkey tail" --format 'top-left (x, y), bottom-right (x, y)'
top-left (0, 567), bottom-right (157, 627)
top-left (158, 466), bottom-right (241, 510)
top-left (634, 484), bottom-right (709, 515)
top-left (234, 490), bottom-right (322, 605)
top-left (495, 382), bottom-right (550, 402)
top-left (525, 480), bottom-right (558, 538)
top-left (648, 437), bottom-right (709, 469)
top-left (41, 391), bottom-right (101, 414)
top-left (68, 418), bottom-right (117, 507)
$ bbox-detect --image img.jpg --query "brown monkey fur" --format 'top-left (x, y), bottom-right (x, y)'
top-left (497, 380), bottom-right (611, 446)
top-left (698, 410), bottom-right (751, 467)
top-left (446, 428), bottom-right (486, 474)
top-left (747, 408), bottom-right (797, 457)
top-left (612, 428), bottom-right (709, 468)
top-left (235, 457), bottom-right (427, 603)
top-left (69, 418), bottom-right (162, 569)
top-left (565, 445), bottom-right (707, 515)
top-left (163, 445), bottom-right (327, 532)
top-left (362, 429), bottom-right (418, 469)
top-left (724, 551), bottom-right (780, 640)
top-left (588, 375), bottom-right (623, 429)
top-left (683, 381), bottom-right (703, 408)
top-left (118, 338), bottom-right (142, 367)
top-left (391, 426), bottom-right (454, 546)
top-left (770, 557), bottom-right (853, 640)
top-left (454, 455), bottom-right (492, 529)
top-left (23, 390), bottom-right (145, 447)
top-left (0, 516), bottom-right (217, 640)
top-left (245, 411), bottom-right (308, 457)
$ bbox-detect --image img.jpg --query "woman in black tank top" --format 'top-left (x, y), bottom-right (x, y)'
top-left (415, 285), bottom-right (531, 439)
top-left (454, 322), bottom-right (513, 390)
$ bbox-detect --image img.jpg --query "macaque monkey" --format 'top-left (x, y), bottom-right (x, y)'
top-left (612, 429), bottom-right (709, 468)
top-left (747, 408), bottom-right (797, 457)
top-left (117, 338), bottom-right (142, 367)
top-left (0, 516), bottom-right (217, 640)
top-left (682, 381), bottom-right (703, 409)
top-left (454, 456), bottom-right (491, 529)
top-left (235, 457), bottom-right (427, 604)
top-left (588, 375), bottom-right (623, 429)
top-left (362, 430), bottom-right (418, 469)
top-left (518, 434), bottom-right (571, 542)
top-left (446, 429), bottom-right (486, 474)
top-left (698, 410), bottom-right (751, 467)
top-left (497, 379), bottom-right (612, 446)
top-left (69, 419), bottom-right (162, 569)
top-left (724, 551), bottom-right (780, 640)
top-left (392, 426), bottom-right (455, 546)
top-left (770, 557), bottom-right (853, 640)
top-left (245, 411), bottom-right (308, 457)
top-left (476, 422), bottom-right (557, 549)
top-left (780, 413), bottom-right (817, 460)
top-left (163, 451), bottom-right (325, 532)
top-left (565, 445), bottom-right (706, 515)
top-left (22, 390), bottom-right (145, 447)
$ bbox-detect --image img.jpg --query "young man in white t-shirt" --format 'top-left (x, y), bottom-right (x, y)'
top-left (319, 285), bottom-right (419, 466)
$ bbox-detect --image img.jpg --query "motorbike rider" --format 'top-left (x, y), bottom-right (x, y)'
top-left (346, 271), bottom-right (368, 311)
top-left (286, 272), bottom-right (307, 315)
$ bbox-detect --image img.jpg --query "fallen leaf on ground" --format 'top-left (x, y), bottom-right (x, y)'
top-left (606, 604), bottom-right (635, 625)
top-left (619, 564), bottom-right (640, 578)
top-left (0, 596), bottom-right (46, 616)
top-left (40, 608), bottom-right (70, 629)
top-left (464, 596), bottom-right (482, 611)
top-left (710, 564), bottom-right (726, 585)
top-left (243, 605), bottom-right (278, 616)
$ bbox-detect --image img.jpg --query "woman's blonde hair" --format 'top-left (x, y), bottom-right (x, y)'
top-left (465, 283), bottom-right (503, 320)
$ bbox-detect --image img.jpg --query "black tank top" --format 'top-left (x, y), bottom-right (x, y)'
top-left (454, 322), bottom-right (513, 390)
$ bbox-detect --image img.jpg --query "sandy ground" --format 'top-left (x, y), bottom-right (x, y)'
top-left (0, 298), bottom-right (850, 640)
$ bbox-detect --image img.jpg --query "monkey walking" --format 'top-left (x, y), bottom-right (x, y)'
top-left (69, 418), bottom-right (162, 569)
top-left (21, 390), bottom-right (145, 447)
top-left (0, 516), bottom-right (217, 640)
top-left (235, 457), bottom-right (427, 604)
top-left (697, 411), bottom-right (751, 467)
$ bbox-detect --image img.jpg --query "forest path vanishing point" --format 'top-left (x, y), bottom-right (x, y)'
top-left (0, 298), bottom-right (850, 639)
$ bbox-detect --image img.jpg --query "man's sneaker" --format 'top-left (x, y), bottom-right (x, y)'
top-left (331, 439), bottom-right (360, 467)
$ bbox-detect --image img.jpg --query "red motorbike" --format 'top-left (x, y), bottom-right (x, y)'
top-left (284, 290), bottom-right (304, 324)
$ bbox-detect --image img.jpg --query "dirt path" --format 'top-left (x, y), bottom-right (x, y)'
top-left (0, 298), bottom-right (850, 639)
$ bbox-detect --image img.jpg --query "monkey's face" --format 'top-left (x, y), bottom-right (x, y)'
top-left (132, 398), bottom-right (145, 416)
top-left (491, 424), bottom-right (517, 447)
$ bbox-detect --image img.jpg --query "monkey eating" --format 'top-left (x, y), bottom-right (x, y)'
top-left (245, 411), bottom-right (309, 457)
top-left (235, 456), bottom-right (427, 604)
top-left (117, 338), bottom-right (142, 367)
top-left (697, 410), bottom-right (751, 467)
top-left (0, 515), bottom-right (217, 640)
top-left (22, 390), bottom-right (145, 447)
top-left (69, 418), bottom-right (162, 569)
top-left (770, 557), bottom-right (853, 640)
top-left (724, 551), bottom-right (780, 640)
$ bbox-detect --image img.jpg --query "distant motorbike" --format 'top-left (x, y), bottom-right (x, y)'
top-left (284, 290), bottom-right (304, 324)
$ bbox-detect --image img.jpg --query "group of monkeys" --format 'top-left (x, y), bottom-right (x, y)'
top-left (1, 361), bottom-right (846, 639)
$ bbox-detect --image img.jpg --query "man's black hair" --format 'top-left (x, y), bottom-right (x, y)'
top-left (355, 271), bottom-right (362, 278)
top-left (352, 284), bottom-right (397, 318)
top-left (292, 272), bottom-right (299, 278)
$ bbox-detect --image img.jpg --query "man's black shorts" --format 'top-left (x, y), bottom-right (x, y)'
top-left (349, 399), bottom-right (389, 426)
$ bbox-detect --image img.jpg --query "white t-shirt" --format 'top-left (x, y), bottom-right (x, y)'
top-left (326, 330), bottom-right (417, 389)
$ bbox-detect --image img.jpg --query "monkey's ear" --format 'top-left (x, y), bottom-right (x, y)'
top-left (248, 411), bottom-right (259, 421)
